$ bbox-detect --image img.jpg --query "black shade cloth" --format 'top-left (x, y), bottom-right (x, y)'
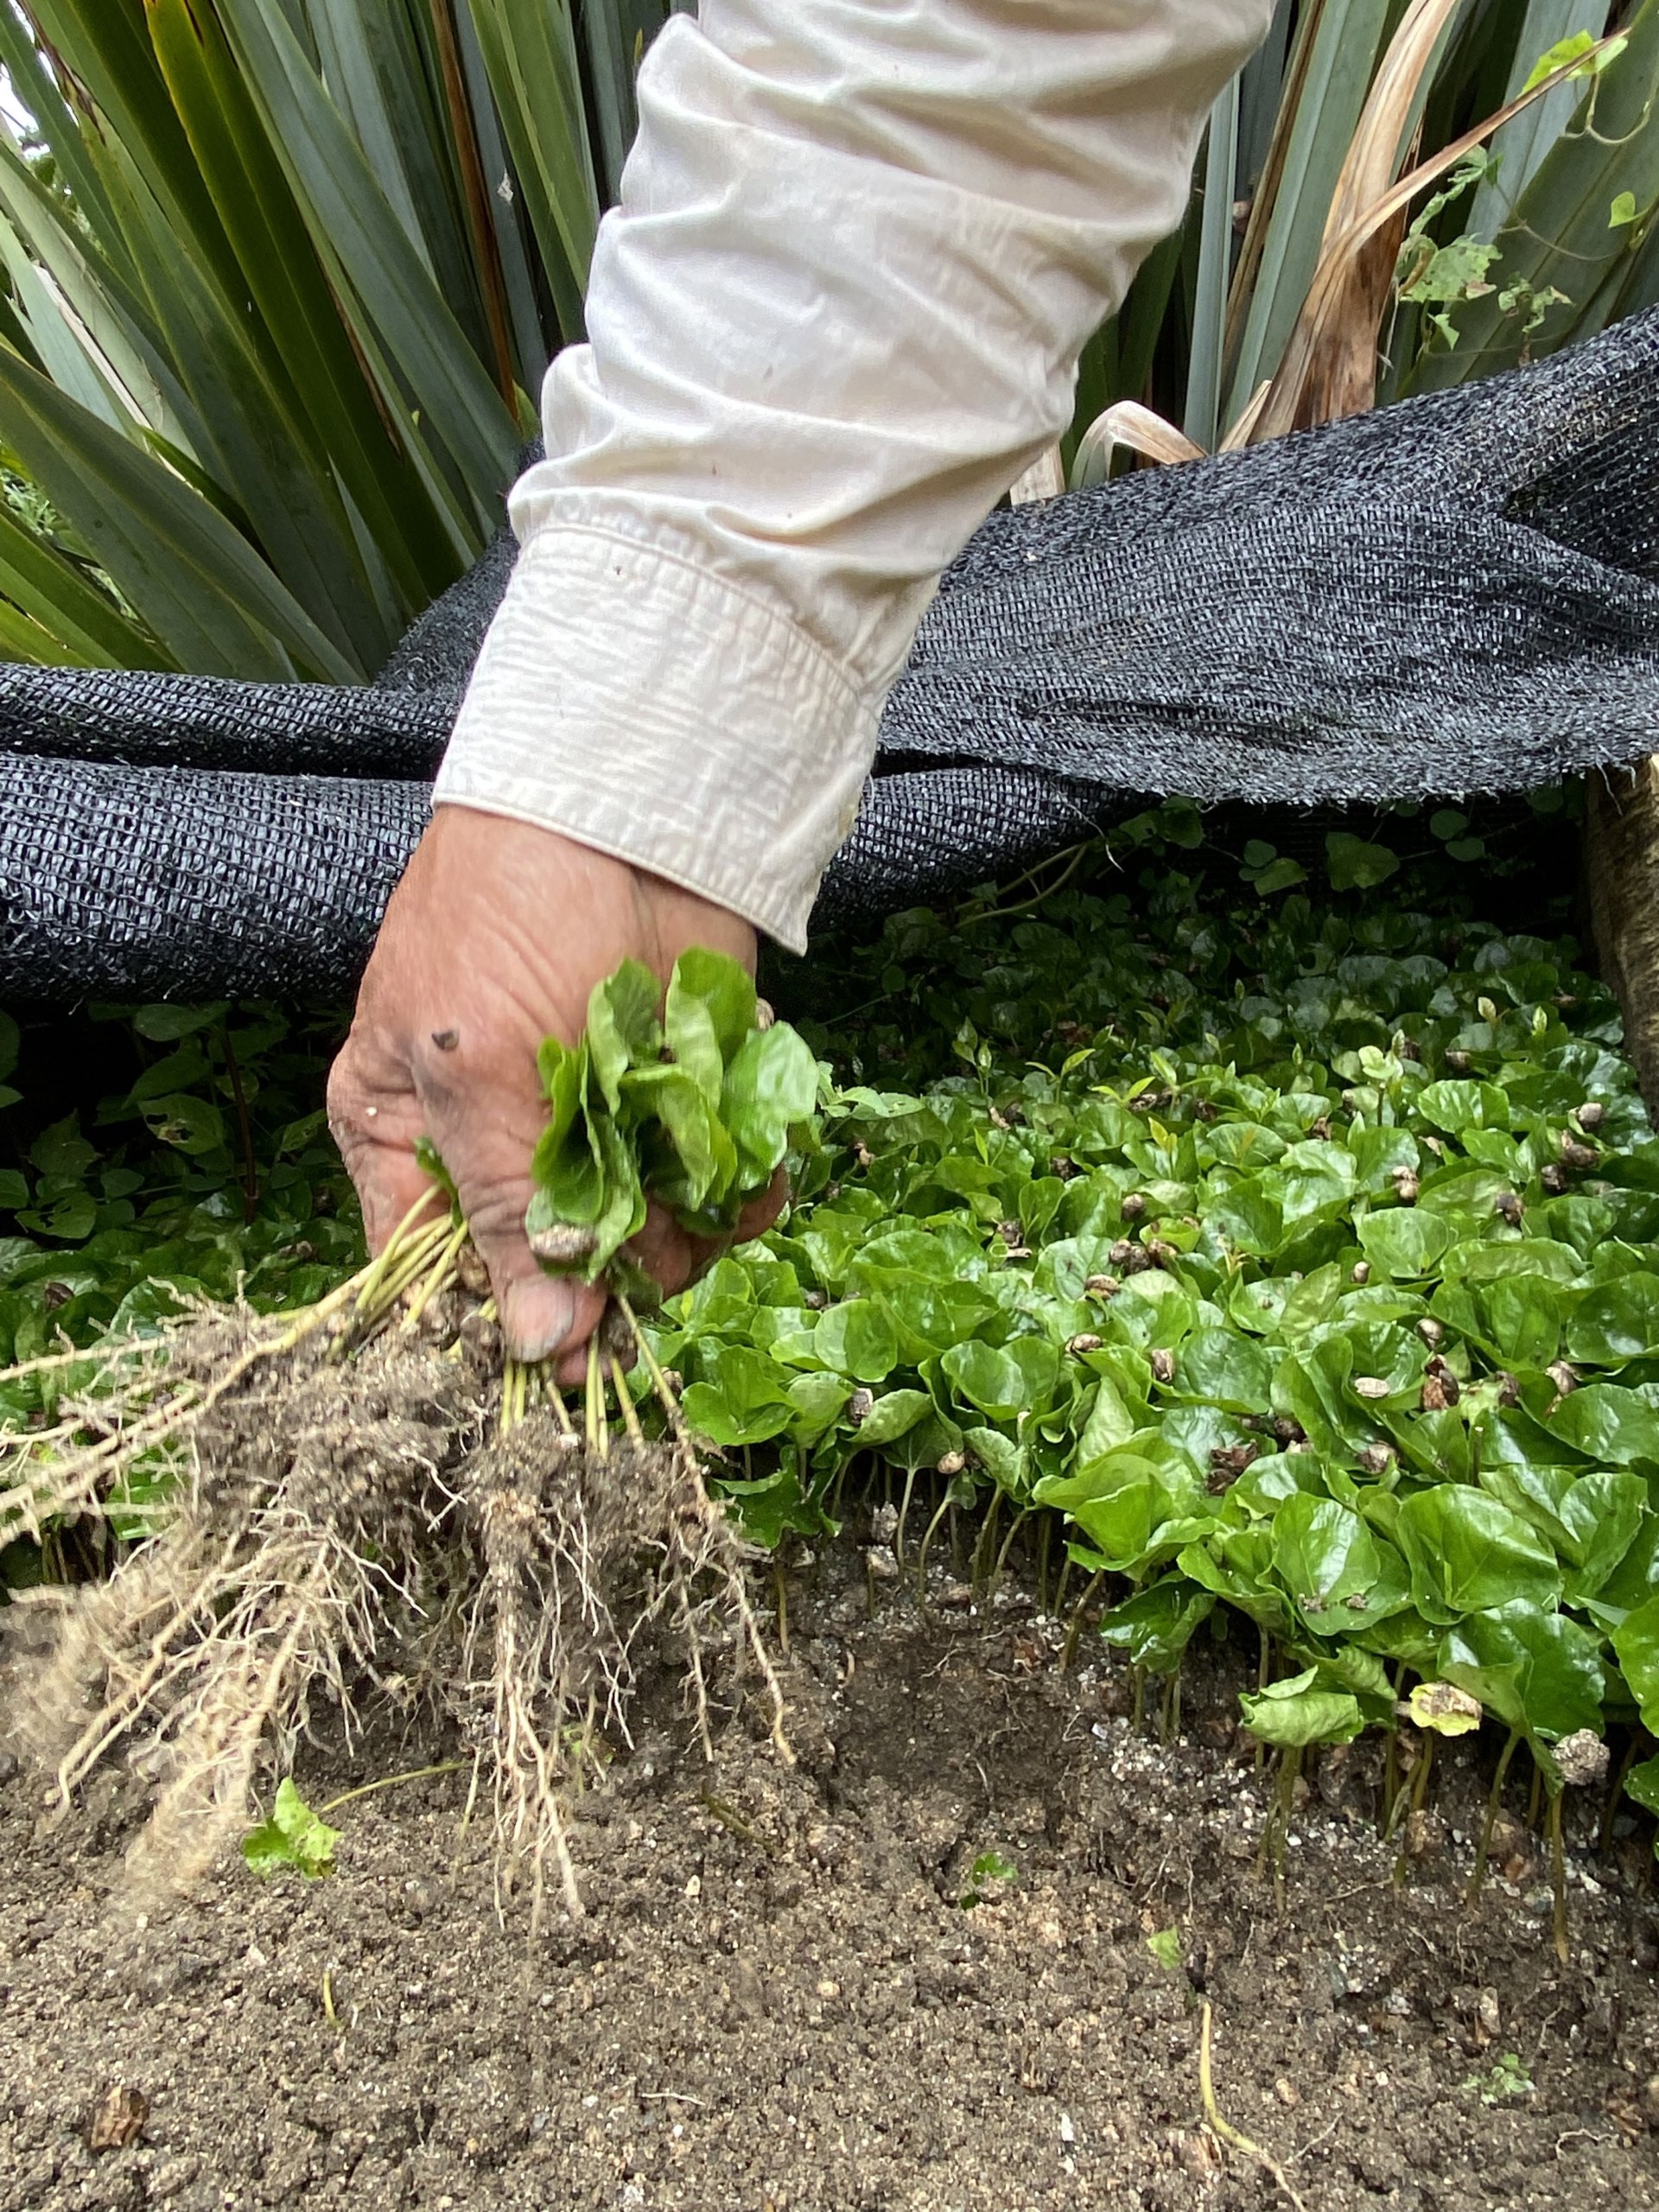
top-left (4, 308), bottom-right (1658, 1000)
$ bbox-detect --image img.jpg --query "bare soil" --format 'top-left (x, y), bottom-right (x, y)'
top-left (3, 1543), bottom-right (1658, 2212)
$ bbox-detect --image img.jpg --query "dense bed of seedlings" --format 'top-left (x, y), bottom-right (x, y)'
top-left (656, 805), bottom-right (1659, 1912)
top-left (5, 801), bottom-right (1659, 1932)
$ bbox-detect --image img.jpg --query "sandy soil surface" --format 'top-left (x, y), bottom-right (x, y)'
top-left (3, 1544), bottom-right (1658, 2212)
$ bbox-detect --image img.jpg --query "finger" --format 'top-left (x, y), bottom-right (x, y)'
top-left (638, 1166), bottom-right (793, 1297)
top-left (734, 1166), bottom-right (791, 1243)
top-left (625, 1206), bottom-right (705, 1300)
top-left (327, 1044), bottom-right (435, 1255)
top-left (416, 1048), bottom-right (607, 1366)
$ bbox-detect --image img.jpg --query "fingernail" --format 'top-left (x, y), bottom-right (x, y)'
top-left (500, 1275), bottom-right (577, 1363)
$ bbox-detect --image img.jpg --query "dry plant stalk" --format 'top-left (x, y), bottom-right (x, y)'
top-left (2, 1211), bottom-right (789, 1921)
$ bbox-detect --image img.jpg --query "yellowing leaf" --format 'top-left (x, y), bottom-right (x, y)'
top-left (1406, 1681), bottom-right (1483, 1737)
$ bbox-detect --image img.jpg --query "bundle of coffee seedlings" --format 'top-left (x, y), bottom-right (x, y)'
top-left (0, 951), bottom-right (819, 1932)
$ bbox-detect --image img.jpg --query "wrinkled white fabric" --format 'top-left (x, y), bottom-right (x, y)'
top-left (435, 0), bottom-right (1273, 951)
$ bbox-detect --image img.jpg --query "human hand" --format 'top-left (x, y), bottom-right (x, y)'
top-left (327, 808), bottom-right (785, 1382)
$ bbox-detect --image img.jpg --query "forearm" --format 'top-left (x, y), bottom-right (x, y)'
top-left (435, 0), bottom-right (1273, 950)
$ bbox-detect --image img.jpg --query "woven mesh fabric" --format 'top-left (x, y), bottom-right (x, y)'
top-left (0, 754), bottom-right (429, 1000)
top-left (3, 308), bottom-right (1657, 1001)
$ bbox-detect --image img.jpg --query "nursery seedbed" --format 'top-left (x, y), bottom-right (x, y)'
top-left (2, 1538), bottom-right (1656, 2212)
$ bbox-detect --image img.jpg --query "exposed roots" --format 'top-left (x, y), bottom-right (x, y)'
top-left (463, 1408), bottom-right (791, 1936)
top-left (3, 1242), bottom-right (789, 1921)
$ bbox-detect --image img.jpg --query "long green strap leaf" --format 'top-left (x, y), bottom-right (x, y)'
top-left (0, 497), bottom-right (172, 670)
top-left (0, 340), bottom-right (356, 681)
top-left (311, 0), bottom-right (492, 370)
top-left (213, 0), bottom-right (518, 531)
top-left (150, 0), bottom-right (462, 618)
top-left (465, 0), bottom-right (598, 343)
top-left (452, 0), bottom-right (554, 386)
top-left (84, 126), bottom-right (396, 675)
top-left (0, 593), bottom-right (81, 665)
top-left (1227, 0), bottom-right (1392, 425)
top-left (1185, 79), bottom-right (1242, 452)
top-left (0, 136), bottom-right (207, 464)
top-left (1408, 0), bottom-right (1659, 389)
top-left (0, 221), bottom-right (126, 432)
top-left (22, 1), bottom-right (249, 311)
top-left (0, 10), bottom-right (130, 274)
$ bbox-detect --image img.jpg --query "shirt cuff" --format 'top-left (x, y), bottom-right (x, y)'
top-left (432, 516), bottom-right (875, 953)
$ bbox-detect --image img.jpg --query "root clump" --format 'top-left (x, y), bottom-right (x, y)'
top-left (3, 1237), bottom-right (786, 1923)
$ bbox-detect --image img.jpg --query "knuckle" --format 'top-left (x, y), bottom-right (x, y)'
top-left (454, 1173), bottom-right (534, 1256)
top-left (325, 1065), bottom-right (372, 1156)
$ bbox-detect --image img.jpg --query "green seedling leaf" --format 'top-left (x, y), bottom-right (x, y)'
top-left (1611, 1594), bottom-right (1659, 1733)
top-left (242, 1777), bottom-right (340, 1879)
top-left (958, 1850), bottom-right (1018, 1907)
top-left (1624, 1754), bottom-right (1659, 1819)
top-left (1146, 1926), bottom-right (1184, 1970)
top-left (1270, 1494), bottom-right (1410, 1630)
top-left (1239, 1667), bottom-right (1364, 1747)
top-left (1547, 1384), bottom-right (1659, 1465)
top-left (943, 1337), bottom-right (1061, 1423)
top-left (1567, 1274), bottom-right (1659, 1365)
top-left (1098, 1579), bottom-right (1216, 1671)
top-left (680, 1347), bottom-right (795, 1446)
top-left (1326, 832), bottom-right (1399, 892)
top-left (586, 958), bottom-right (663, 1111)
top-left (1441, 1604), bottom-right (1605, 1741)
top-left (854, 1388), bottom-right (933, 1446)
top-left (1395, 1488), bottom-right (1561, 1623)
top-left (1357, 1207), bottom-right (1452, 1279)
top-left (1463, 2053), bottom-right (1534, 2106)
top-left (664, 947), bottom-right (758, 1102)
top-left (721, 1023), bottom-right (820, 1195)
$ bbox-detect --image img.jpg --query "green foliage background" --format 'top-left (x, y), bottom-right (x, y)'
top-left (0, 2), bottom-right (1652, 667)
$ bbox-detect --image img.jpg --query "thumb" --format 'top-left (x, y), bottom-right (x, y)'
top-left (428, 1096), bottom-right (607, 1366)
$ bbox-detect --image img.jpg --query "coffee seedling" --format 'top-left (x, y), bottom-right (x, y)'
top-left (3, 952), bottom-right (815, 1930)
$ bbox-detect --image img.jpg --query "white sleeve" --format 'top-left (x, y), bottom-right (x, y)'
top-left (435, 0), bottom-right (1273, 952)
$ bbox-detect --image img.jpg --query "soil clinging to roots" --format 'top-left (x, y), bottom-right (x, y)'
top-left (3, 1239), bottom-right (787, 1926)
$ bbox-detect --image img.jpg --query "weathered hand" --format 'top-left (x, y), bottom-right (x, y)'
top-left (327, 808), bottom-right (782, 1381)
